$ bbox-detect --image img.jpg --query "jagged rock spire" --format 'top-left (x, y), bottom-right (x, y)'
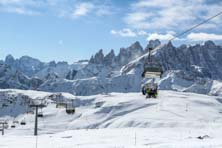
top-left (104, 49), bottom-right (115, 66)
top-left (145, 39), bottom-right (161, 52)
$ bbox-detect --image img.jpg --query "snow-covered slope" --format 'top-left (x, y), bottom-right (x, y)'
top-left (1, 89), bottom-right (222, 130)
top-left (1, 89), bottom-right (222, 147)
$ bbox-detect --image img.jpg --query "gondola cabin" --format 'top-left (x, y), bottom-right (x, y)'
top-left (11, 124), bottom-right (16, 128)
top-left (56, 102), bottom-right (67, 108)
top-left (142, 61), bottom-right (163, 78)
top-left (20, 120), bottom-right (26, 125)
top-left (65, 99), bottom-right (75, 114)
top-left (37, 112), bottom-right (44, 118)
top-left (95, 102), bottom-right (104, 108)
top-left (66, 108), bottom-right (75, 114)
top-left (13, 120), bottom-right (19, 124)
top-left (142, 48), bottom-right (163, 78)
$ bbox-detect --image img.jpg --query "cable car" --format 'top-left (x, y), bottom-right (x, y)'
top-left (56, 102), bottom-right (67, 108)
top-left (66, 108), bottom-right (75, 114)
top-left (142, 48), bottom-right (163, 78)
top-left (37, 112), bottom-right (44, 118)
top-left (11, 124), bottom-right (16, 128)
top-left (20, 120), bottom-right (26, 125)
top-left (13, 120), bottom-right (19, 124)
top-left (95, 101), bottom-right (104, 108)
top-left (66, 100), bottom-right (75, 114)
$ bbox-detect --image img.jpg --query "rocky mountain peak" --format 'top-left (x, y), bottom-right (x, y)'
top-left (49, 61), bottom-right (56, 67)
top-left (128, 41), bottom-right (143, 52)
top-left (204, 40), bottom-right (216, 48)
top-left (119, 48), bottom-right (127, 54)
top-left (19, 56), bottom-right (42, 66)
top-left (89, 55), bottom-right (94, 63)
top-left (92, 49), bottom-right (104, 64)
top-left (130, 41), bottom-right (142, 50)
top-left (127, 41), bottom-right (144, 61)
top-left (106, 49), bottom-right (115, 57)
top-left (104, 49), bottom-right (116, 66)
top-left (145, 39), bottom-right (161, 52)
top-left (166, 41), bottom-right (174, 48)
top-left (5, 54), bottom-right (15, 65)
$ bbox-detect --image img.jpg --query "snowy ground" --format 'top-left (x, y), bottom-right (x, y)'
top-left (1, 90), bottom-right (222, 147)
top-left (2, 128), bottom-right (222, 148)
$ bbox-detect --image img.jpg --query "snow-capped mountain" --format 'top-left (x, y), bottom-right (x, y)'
top-left (3, 55), bottom-right (87, 79)
top-left (0, 63), bottom-right (44, 89)
top-left (1, 40), bottom-right (222, 96)
top-left (38, 41), bottom-right (145, 95)
top-left (0, 63), bottom-right (29, 89)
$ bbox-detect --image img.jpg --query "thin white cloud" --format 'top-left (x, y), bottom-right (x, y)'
top-left (0, 0), bottom-right (43, 15)
top-left (124, 12), bottom-right (154, 29)
top-left (0, 0), bottom-right (114, 18)
top-left (110, 29), bottom-right (150, 37)
top-left (133, 0), bottom-right (176, 8)
top-left (187, 32), bottom-right (222, 41)
top-left (72, 2), bottom-right (94, 18)
top-left (71, 2), bottom-right (114, 19)
top-left (147, 33), bottom-right (175, 41)
top-left (2, 7), bottom-right (41, 15)
top-left (138, 30), bottom-right (148, 36)
top-left (110, 28), bottom-right (137, 37)
top-left (166, 30), bottom-right (176, 35)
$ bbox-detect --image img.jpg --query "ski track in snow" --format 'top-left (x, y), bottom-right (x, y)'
top-left (1, 89), bottom-right (222, 147)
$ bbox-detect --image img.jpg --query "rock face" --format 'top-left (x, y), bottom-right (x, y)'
top-left (89, 41), bottom-right (144, 67)
top-left (89, 49), bottom-right (104, 64)
top-left (5, 54), bottom-right (15, 66)
top-left (116, 41), bottom-right (144, 66)
top-left (152, 41), bottom-right (222, 79)
top-left (5, 55), bottom-right (44, 77)
top-left (144, 39), bottom-right (161, 52)
top-left (66, 69), bottom-right (78, 80)
top-left (0, 63), bottom-right (30, 89)
top-left (104, 49), bottom-right (115, 67)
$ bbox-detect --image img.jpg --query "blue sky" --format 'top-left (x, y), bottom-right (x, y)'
top-left (0, 0), bottom-right (222, 63)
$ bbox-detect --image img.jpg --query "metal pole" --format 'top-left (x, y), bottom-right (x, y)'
top-left (34, 107), bottom-right (38, 136)
top-left (2, 123), bottom-right (4, 135)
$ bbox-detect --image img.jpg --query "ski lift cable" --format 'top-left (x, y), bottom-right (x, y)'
top-left (143, 10), bottom-right (222, 57)
top-left (169, 11), bottom-right (222, 42)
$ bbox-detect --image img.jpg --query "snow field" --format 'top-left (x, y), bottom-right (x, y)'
top-left (1, 89), bottom-right (222, 147)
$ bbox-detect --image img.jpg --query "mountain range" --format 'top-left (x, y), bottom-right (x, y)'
top-left (1, 40), bottom-right (222, 96)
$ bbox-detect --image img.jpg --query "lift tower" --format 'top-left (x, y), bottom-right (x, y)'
top-left (30, 100), bottom-right (46, 136)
